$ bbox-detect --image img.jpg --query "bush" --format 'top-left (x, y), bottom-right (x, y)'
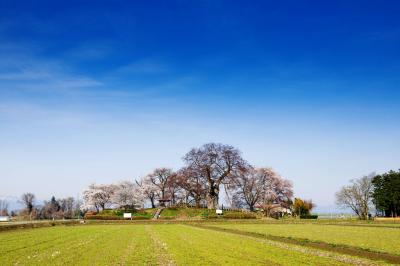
top-left (84, 215), bottom-right (123, 220)
top-left (300, 214), bottom-right (318, 219)
top-left (132, 216), bottom-right (150, 220)
top-left (223, 212), bottom-right (256, 219)
top-left (158, 216), bottom-right (175, 220)
top-left (200, 210), bottom-right (256, 219)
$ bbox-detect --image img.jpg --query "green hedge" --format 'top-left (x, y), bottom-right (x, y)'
top-left (223, 212), bottom-right (256, 219)
top-left (85, 215), bottom-right (151, 220)
top-left (201, 210), bottom-right (256, 219)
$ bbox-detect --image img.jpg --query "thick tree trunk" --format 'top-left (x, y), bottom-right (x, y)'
top-left (206, 185), bottom-right (219, 209)
top-left (195, 196), bottom-right (201, 208)
top-left (150, 197), bottom-right (156, 208)
top-left (206, 195), bottom-right (218, 209)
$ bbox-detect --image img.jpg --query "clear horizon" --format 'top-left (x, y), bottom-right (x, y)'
top-left (1, 1), bottom-right (399, 209)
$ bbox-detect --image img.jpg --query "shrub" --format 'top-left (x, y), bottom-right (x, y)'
top-left (84, 215), bottom-right (123, 220)
top-left (223, 212), bottom-right (256, 219)
top-left (300, 214), bottom-right (318, 219)
top-left (132, 216), bottom-right (150, 220)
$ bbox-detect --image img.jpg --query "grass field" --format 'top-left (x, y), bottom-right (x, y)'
top-left (210, 223), bottom-right (400, 255)
top-left (0, 221), bottom-right (399, 265)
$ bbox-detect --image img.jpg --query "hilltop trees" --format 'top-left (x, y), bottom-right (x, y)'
top-left (176, 166), bottom-right (207, 207)
top-left (136, 177), bottom-right (159, 208)
top-left (147, 168), bottom-right (176, 206)
top-left (228, 167), bottom-right (293, 211)
top-left (335, 174), bottom-right (374, 220)
top-left (183, 143), bottom-right (247, 209)
top-left (80, 143), bottom-right (295, 214)
top-left (81, 184), bottom-right (116, 211)
top-left (112, 181), bottom-right (144, 210)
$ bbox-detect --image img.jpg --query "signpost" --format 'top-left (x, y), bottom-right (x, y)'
top-left (216, 209), bottom-right (223, 215)
top-left (123, 213), bottom-right (132, 220)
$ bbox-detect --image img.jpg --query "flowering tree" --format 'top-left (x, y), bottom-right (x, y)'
top-left (112, 181), bottom-right (144, 210)
top-left (136, 176), bottom-right (159, 208)
top-left (81, 184), bottom-right (115, 212)
top-left (228, 167), bottom-right (293, 214)
top-left (183, 143), bottom-right (247, 209)
top-left (228, 166), bottom-right (265, 211)
top-left (261, 168), bottom-right (293, 203)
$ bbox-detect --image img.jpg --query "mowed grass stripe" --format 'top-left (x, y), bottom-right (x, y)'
top-left (209, 223), bottom-right (400, 255)
top-left (0, 225), bottom-right (159, 266)
top-left (0, 226), bottom-right (98, 255)
top-left (151, 224), bottom-right (350, 265)
top-left (199, 224), bottom-right (400, 264)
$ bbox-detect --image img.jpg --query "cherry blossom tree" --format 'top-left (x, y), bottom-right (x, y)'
top-left (228, 166), bottom-right (265, 211)
top-left (258, 168), bottom-right (293, 216)
top-left (136, 177), bottom-right (159, 208)
top-left (81, 183), bottom-right (116, 212)
top-left (112, 181), bottom-right (144, 210)
top-left (183, 143), bottom-right (247, 209)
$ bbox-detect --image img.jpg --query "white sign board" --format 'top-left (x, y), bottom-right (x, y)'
top-left (123, 213), bottom-right (132, 219)
top-left (0, 216), bottom-right (10, 222)
top-left (216, 209), bottom-right (223, 215)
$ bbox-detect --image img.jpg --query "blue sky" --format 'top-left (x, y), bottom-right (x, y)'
top-left (1, 1), bottom-right (399, 209)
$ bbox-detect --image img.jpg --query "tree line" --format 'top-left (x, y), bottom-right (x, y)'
top-left (81, 143), bottom-right (299, 217)
top-left (0, 193), bottom-right (82, 220)
top-left (335, 170), bottom-right (400, 219)
top-left (3, 143), bottom-right (319, 220)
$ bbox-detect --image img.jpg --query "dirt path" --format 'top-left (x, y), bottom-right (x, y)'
top-left (144, 225), bottom-right (175, 266)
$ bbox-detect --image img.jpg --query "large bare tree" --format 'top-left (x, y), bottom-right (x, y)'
top-left (336, 174), bottom-right (374, 220)
top-left (183, 143), bottom-right (246, 209)
top-left (177, 166), bottom-right (207, 207)
top-left (20, 193), bottom-right (35, 214)
top-left (147, 168), bottom-right (175, 206)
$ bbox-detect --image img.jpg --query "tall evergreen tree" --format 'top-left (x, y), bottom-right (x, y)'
top-left (372, 170), bottom-right (400, 217)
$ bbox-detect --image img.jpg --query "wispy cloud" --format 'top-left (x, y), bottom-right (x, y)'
top-left (114, 58), bottom-right (169, 74)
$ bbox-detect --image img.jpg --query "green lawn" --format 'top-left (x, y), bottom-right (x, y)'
top-left (210, 223), bottom-right (400, 255)
top-left (0, 223), bottom-right (396, 265)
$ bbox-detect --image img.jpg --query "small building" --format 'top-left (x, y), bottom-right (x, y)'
top-left (158, 198), bottom-right (172, 207)
top-left (254, 204), bottom-right (292, 218)
top-left (269, 205), bottom-right (292, 218)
